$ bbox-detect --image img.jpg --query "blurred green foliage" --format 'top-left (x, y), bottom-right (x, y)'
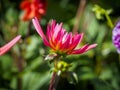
top-left (0, 0), bottom-right (120, 90)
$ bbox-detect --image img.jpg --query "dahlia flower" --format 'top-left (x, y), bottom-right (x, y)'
top-left (32, 17), bottom-right (97, 55)
top-left (112, 21), bottom-right (120, 53)
top-left (0, 35), bottom-right (21, 56)
top-left (20, 0), bottom-right (47, 21)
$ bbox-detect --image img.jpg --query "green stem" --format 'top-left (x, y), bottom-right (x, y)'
top-left (26, 21), bottom-right (32, 38)
top-left (49, 72), bottom-right (56, 90)
top-left (119, 54), bottom-right (120, 64)
top-left (105, 13), bottom-right (114, 29)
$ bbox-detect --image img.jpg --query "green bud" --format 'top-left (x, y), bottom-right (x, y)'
top-left (54, 61), bottom-right (71, 74)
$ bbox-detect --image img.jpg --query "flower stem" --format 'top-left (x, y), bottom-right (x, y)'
top-left (13, 52), bottom-right (24, 90)
top-left (26, 21), bottom-right (32, 37)
top-left (49, 59), bottom-right (62, 90)
top-left (119, 54), bottom-right (120, 64)
top-left (105, 13), bottom-right (114, 29)
top-left (17, 77), bottom-right (22, 90)
top-left (72, 0), bottom-right (86, 34)
top-left (49, 72), bottom-right (56, 90)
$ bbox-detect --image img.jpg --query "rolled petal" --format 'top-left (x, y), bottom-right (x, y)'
top-left (32, 17), bottom-right (45, 39)
top-left (69, 44), bottom-right (97, 54)
top-left (53, 23), bottom-right (63, 41)
top-left (68, 44), bottom-right (89, 54)
top-left (60, 32), bottom-right (72, 51)
top-left (85, 44), bottom-right (97, 51)
top-left (32, 17), bottom-right (49, 46)
top-left (69, 33), bottom-right (83, 51)
top-left (0, 35), bottom-right (21, 56)
top-left (50, 20), bottom-right (56, 32)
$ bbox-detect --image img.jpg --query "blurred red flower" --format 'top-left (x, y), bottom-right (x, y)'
top-left (20, 0), bottom-right (47, 21)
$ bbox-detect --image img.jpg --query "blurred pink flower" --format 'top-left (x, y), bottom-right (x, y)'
top-left (0, 35), bottom-right (21, 56)
top-left (32, 17), bottom-right (97, 55)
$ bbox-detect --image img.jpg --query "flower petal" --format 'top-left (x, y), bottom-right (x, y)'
top-left (69, 33), bottom-right (83, 51)
top-left (53, 23), bottom-right (63, 41)
top-left (69, 44), bottom-right (97, 54)
top-left (0, 35), bottom-right (21, 56)
top-left (20, 1), bottom-right (30, 9)
top-left (32, 17), bottom-right (49, 46)
top-left (60, 32), bottom-right (72, 51)
top-left (85, 44), bottom-right (97, 51)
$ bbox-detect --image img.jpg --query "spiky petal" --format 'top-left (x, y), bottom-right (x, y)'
top-left (0, 35), bottom-right (21, 56)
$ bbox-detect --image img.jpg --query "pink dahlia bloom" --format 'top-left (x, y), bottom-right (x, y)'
top-left (32, 17), bottom-right (97, 55)
top-left (0, 35), bottom-right (21, 56)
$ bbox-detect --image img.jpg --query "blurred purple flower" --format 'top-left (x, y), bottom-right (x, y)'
top-left (112, 21), bottom-right (120, 53)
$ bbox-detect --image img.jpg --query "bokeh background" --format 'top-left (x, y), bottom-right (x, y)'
top-left (0, 0), bottom-right (120, 90)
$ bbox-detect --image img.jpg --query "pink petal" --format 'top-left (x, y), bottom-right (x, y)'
top-left (53, 23), bottom-right (63, 40)
top-left (0, 35), bottom-right (21, 56)
top-left (32, 17), bottom-right (49, 46)
top-left (47, 24), bottom-right (52, 41)
top-left (69, 44), bottom-right (89, 54)
top-left (85, 44), bottom-right (97, 51)
top-left (51, 20), bottom-right (56, 31)
top-left (55, 28), bottom-right (66, 43)
top-left (47, 24), bottom-right (56, 49)
top-left (69, 44), bottom-right (97, 54)
top-left (69, 33), bottom-right (83, 51)
top-left (60, 32), bottom-right (72, 51)
top-left (74, 33), bottom-right (83, 45)
top-left (52, 28), bottom-right (66, 50)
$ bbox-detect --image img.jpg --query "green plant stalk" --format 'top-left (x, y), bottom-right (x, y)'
top-left (105, 13), bottom-right (114, 29)
top-left (119, 54), bottom-right (120, 64)
top-left (49, 59), bottom-right (59, 90)
top-left (49, 72), bottom-right (57, 90)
